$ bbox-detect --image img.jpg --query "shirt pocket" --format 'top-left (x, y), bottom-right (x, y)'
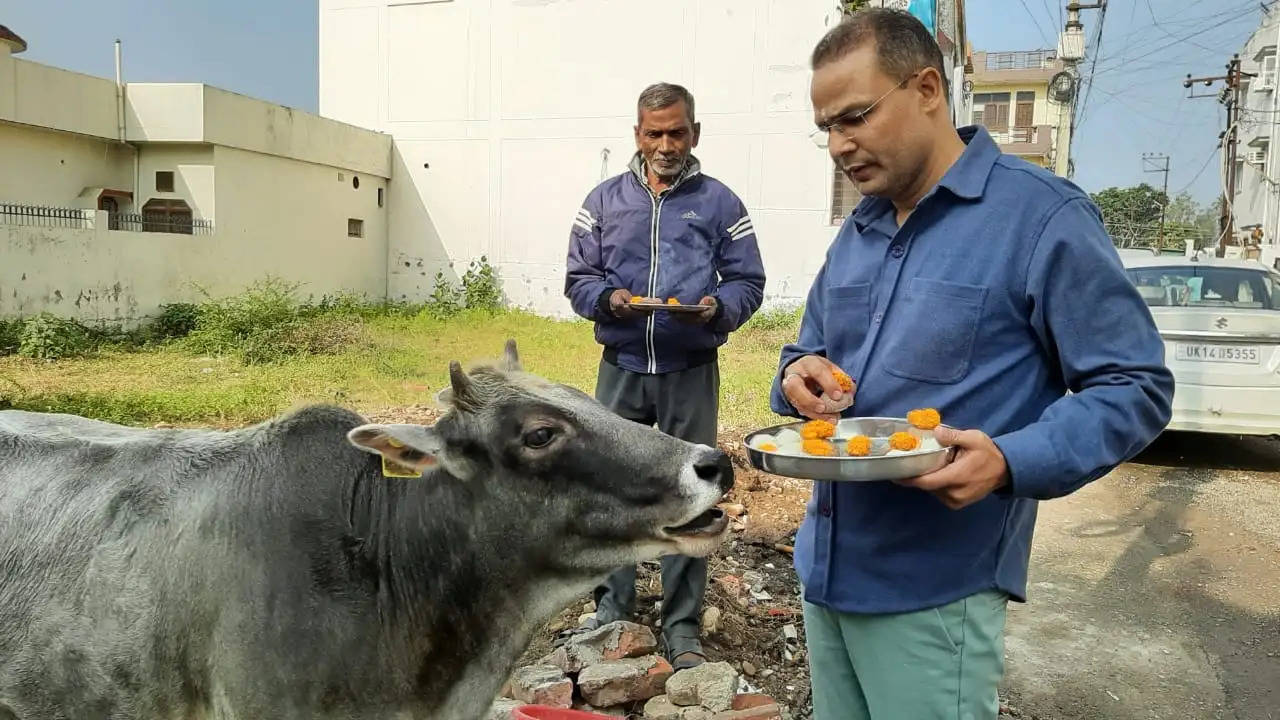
top-left (822, 283), bottom-right (872, 365)
top-left (882, 278), bottom-right (988, 385)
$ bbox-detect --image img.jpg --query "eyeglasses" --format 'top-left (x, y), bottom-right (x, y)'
top-left (810, 71), bottom-right (921, 149)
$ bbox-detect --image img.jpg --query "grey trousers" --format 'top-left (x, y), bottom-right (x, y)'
top-left (592, 357), bottom-right (720, 658)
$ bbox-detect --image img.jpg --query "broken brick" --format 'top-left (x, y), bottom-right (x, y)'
top-left (508, 664), bottom-right (572, 708)
top-left (731, 694), bottom-right (777, 711)
top-left (711, 704), bottom-right (782, 720)
top-left (578, 655), bottom-right (673, 707)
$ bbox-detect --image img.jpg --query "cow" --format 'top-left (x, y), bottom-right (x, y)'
top-left (0, 340), bottom-right (734, 720)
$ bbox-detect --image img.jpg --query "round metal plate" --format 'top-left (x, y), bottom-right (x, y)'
top-left (742, 417), bottom-right (955, 483)
top-left (628, 302), bottom-right (708, 313)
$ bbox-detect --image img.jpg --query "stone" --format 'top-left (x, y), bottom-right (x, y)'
top-left (579, 655), bottom-right (673, 707)
top-left (781, 624), bottom-right (798, 642)
top-left (485, 698), bottom-right (521, 720)
top-left (681, 708), bottom-right (714, 720)
top-left (584, 600), bottom-right (598, 613)
top-left (509, 664), bottom-right (573, 708)
top-left (740, 661), bottom-right (757, 677)
top-left (574, 701), bottom-right (629, 717)
top-left (701, 606), bottom-right (722, 635)
top-left (711, 704), bottom-right (782, 720)
top-left (551, 621), bottom-right (659, 674)
top-left (665, 662), bottom-right (739, 712)
top-left (644, 695), bottom-right (684, 720)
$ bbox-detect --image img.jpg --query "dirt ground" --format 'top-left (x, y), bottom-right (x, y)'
top-left (366, 406), bottom-right (1279, 719)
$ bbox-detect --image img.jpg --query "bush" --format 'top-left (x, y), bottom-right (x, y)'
top-left (184, 278), bottom-right (306, 363)
top-left (183, 279), bottom-right (369, 364)
top-left (422, 256), bottom-right (504, 318)
top-left (152, 303), bottom-right (200, 340)
top-left (460, 255), bottom-right (503, 312)
top-left (0, 319), bottom-right (21, 356)
top-left (18, 313), bottom-right (92, 360)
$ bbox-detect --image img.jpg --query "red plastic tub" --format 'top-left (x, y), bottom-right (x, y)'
top-left (510, 705), bottom-right (618, 720)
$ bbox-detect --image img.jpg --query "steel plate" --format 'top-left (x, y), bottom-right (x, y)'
top-left (742, 417), bottom-right (955, 482)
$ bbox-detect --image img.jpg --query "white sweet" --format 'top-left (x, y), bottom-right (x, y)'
top-left (774, 428), bottom-right (802, 445)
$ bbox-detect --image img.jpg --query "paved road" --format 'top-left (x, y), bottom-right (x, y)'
top-left (1002, 432), bottom-right (1280, 720)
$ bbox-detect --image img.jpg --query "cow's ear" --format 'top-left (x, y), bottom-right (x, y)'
top-left (347, 423), bottom-right (443, 476)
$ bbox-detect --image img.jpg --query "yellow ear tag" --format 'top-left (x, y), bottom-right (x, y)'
top-left (382, 455), bottom-right (423, 478)
top-left (386, 438), bottom-right (405, 448)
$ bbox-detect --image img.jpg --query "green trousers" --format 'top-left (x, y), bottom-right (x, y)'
top-left (803, 591), bottom-right (1008, 720)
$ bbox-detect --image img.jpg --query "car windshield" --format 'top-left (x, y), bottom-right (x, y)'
top-left (1126, 265), bottom-right (1280, 310)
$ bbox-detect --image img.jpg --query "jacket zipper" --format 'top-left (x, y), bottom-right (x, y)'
top-left (646, 192), bottom-right (664, 374)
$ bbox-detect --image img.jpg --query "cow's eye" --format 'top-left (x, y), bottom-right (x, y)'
top-left (523, 427), bottom-right (557, 449)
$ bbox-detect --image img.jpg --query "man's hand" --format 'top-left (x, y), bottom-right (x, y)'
top-left (780, 355), bottom-right (852, 423)
top-left (896, 427), bottom-right (1010, 510)
top-left (676, 296), bottom-right (718, 325)
top-left (608, 289), bottom-right (644, 321)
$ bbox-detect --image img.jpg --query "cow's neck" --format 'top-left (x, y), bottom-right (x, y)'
top-left (350, 464), bottom-right (595, 719)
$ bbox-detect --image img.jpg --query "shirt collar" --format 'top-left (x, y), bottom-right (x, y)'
top-left (850, 125), bottom-right (1000, 232)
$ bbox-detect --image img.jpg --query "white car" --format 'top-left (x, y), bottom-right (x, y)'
top-left (1121, 253), bottom-right (1280, 436)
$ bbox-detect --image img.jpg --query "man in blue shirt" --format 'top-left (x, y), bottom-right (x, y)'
top-left (771, 10), bottom-right (1174, 719)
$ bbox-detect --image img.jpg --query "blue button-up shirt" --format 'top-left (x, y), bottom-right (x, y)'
top-left (770, 127), bottom-right (1174, 614)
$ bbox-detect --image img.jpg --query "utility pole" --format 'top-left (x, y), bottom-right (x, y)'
top-left (1185, 55), bottom-right (1250, 257)
top-left (1142, 152), bottom-right (1170, 253)
top-left (1058, 1), bottom-right (1108, 179)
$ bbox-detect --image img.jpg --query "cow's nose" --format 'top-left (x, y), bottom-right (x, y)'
top-left (694, 451), bottom-right (735, 494)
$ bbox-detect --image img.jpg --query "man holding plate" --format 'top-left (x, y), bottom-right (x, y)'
top-left (770, 8), bottom-right (1174, 720)
top-left (563, 82), bottom-right (766, 669)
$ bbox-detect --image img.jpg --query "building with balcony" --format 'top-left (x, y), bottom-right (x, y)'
top-left (964, 49), bottom-right (1073, 176)
top-left (1232, 5), bottom-right (1280, 268)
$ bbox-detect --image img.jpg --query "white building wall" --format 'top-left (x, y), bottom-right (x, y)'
top-left (0, 121), bottom-right (134, 207)
top-left (320, 0), bottom-right (848, 316)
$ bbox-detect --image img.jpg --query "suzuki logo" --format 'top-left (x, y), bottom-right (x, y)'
top-left (1215, 317), bottom-right (1229, 329)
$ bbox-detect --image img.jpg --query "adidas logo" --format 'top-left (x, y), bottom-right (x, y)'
top-left (681, 210), bottom-right (700, 220)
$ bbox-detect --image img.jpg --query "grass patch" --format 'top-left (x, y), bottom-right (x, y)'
top-left (0, 305), bottom-right (804, 431)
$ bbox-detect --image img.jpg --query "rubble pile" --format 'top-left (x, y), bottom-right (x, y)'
top-left (491, 621), bottom-right (785, 720)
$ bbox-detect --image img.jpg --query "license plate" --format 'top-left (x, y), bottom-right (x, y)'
top-left (1175, 344), bottom-right (1260, 364)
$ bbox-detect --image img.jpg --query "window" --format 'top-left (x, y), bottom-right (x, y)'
top-left (1235, 159), bottom-right (1245, 194)
top-left (155, 171), bottom-right (175, 193)
top-left (348, 218), bottom-right (364, 238)
top-left (1015, 91), bottom-right (1035, 128)
top-left (141, 198), bottom-right (193, 234)
top-left (972, 92), bottom-right (1010, 130)
top-left (1126, 266), bottom-right (1279, 310)
top-left (377, 188), bottom-right (384, 208)
top-left (352, 176), bottom-right (360, 190)
top-left (1261, 52), bottom-right (1277, 90)
top-left (831, 166), bottom-right (862, 225)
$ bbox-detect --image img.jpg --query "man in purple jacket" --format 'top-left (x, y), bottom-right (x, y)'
top-left (563, 82), bottom-right (766, 669)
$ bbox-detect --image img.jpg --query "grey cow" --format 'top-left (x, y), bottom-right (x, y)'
top-left (0, 341), bottom-right (733, 720)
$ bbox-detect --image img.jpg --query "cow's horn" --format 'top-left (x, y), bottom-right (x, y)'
top-left (448, 361), bottom-right (476, 410)
top-left (503, 339), bottom-right (522, 372)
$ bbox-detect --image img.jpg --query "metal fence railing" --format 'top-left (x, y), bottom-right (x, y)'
top-left (0, 203), bottom-right (95, 229)
top-left (109, 212), bottom-right (215, 236)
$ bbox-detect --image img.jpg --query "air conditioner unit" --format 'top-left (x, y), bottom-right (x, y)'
top-left (1248, 149), bottom-right (1268, 165)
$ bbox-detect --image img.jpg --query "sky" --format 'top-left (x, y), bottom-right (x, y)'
top-left (2, 0), bottom-right (1265, 207)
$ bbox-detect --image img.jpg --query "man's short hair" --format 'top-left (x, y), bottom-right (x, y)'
top-left (637, 83), bottom-right (696, 125)
top-left (811, 8), bottom-right (949, 99)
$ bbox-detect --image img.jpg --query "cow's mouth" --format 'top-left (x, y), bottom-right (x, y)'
top-left (663, 508), bottom-right (728, 537)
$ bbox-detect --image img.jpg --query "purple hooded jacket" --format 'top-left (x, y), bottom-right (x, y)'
top-left (565, 153), bottom-right (766, 374)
